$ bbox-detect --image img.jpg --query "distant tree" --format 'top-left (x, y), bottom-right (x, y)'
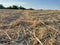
top-left (6, 6), bottom-right (12, 9)
top-left (0, 4), bottom-right (5, 9)
top-left (12, 5), bottom-right (18, 9)
top-left (0, 4), bottom-right (35, 10)
top-left (19, 6), bottom-right (26, 10)
top-left (28, 8), bottom-right (34, 10)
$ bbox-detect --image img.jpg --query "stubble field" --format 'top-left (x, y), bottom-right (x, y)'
top-left (0, 9), bottom-right (60, 45)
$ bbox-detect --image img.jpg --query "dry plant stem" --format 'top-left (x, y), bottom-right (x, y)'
top-left (24, 40), bottom-right (28, 45)
top-left (29, 30), bottom-right (43, 45)
top-left (34, 36), bottom-right (43, 45)
top-left (27, 19), bottom-right (58, 45)
top-left (3, 31), bottom-right (12, 40)
top-left (33, 30), bottom-right (43, 45)
top-left (38, 19), bottom-right (58, 32)
top-left (16, 29), bottom-right (20, 38)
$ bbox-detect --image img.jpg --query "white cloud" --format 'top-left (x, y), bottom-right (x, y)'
top-left (0, 0), bottom-right (27, 7)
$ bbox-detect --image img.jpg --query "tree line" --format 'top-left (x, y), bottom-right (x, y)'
top-left (0, 4), bottom-right (34, 10)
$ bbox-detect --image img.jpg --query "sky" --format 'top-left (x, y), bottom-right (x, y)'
top-left (0, 0), bottom-right (60, 10)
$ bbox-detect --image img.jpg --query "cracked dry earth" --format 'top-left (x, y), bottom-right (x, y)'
top-left (0, 9), bottom-right (60, 45)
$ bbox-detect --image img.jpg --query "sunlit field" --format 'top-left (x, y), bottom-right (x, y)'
top-left (0, 9), bottom-right (60, 45)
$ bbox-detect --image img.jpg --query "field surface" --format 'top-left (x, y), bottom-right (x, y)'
top-left (0, 9), bottom-right (60, 45)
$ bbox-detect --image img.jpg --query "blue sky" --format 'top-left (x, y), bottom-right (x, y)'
top-left (0, 0), bottom-right (59, 10)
